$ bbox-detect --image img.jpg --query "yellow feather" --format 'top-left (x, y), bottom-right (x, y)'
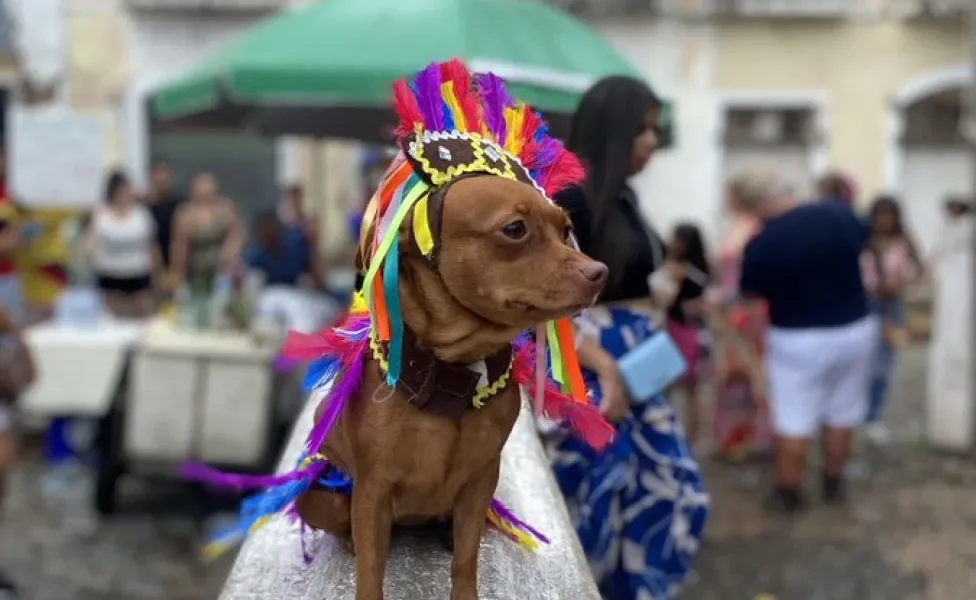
top-left (248, 516), bottom-right (272, 536)
top-left (350, 291), bottom-right (368, 313)
top-left (486, 507), bottom-right (539, 551)
top-left (440, 81), bottom-right (467, 131)
top-left (202, 538), bottom-right (239, 561)
top-left (412, 195), bottom-right (436, 257)
top-left (503, 106), bottom-right (526, 156)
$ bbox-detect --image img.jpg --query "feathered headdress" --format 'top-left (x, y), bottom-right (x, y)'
top-left (359, 59), bottom-right (591, 410)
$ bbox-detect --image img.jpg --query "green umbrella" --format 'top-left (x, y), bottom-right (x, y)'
top-left (150, 0), bottom-right (654, 142)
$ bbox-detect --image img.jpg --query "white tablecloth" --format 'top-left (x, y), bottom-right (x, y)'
top-left (19, 320), bottom-right (148, 417)
top-left (125, 319), bottom-right (276, 465)
top-left (256, 286), bottom-right (340, 334)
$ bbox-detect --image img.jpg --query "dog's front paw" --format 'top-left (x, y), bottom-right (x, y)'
top-left (449, 577), bottom-right (479, 600)
top-left (449, 588), bottom-right (479, 600)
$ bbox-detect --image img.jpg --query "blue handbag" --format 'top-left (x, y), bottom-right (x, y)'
top-left (617, 331), bottom-right (687, 403)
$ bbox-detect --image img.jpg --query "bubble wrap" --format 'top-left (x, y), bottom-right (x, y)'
top-left (219, 394), bottom-right (601, 600)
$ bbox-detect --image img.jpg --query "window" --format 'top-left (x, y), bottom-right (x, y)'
top-left (723, 107), bottom-right (816, 147)
top-left (901, 89), bottom-right (964, 147)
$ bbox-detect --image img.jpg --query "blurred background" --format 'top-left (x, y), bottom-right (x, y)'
top-left (0, 0), bottom-right (972, 599)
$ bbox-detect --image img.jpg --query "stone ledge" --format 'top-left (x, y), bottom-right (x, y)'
top-left (218, 393), bottom-right (601, 600)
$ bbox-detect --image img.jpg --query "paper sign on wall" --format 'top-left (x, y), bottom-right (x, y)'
top-left (8, 107), bottom-right (107, 208)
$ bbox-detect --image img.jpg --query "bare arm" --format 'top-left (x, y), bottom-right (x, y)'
top-left (576, 333), bottom-right (616, 376)
top-left (169, 207), bottom-right (190, 287)
top-left (0, 304), bottom-right (15, 336)
top-left (148, 238), bottom-right (165, 289)
top-left (138, 207), bottom-right (164, 287)
top-left (0, 203), bottom-right (20, 257)
top-left (905, 235), bottom-right (926, 282)
top-left (0, 225), bottom-right (18, 258)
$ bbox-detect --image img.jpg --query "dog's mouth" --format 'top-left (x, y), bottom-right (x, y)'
top-left (505, 299), bottom-right (591, 318)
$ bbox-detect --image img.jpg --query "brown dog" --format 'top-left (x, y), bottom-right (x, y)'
top-left (294, 175), bottom-right (607, 600)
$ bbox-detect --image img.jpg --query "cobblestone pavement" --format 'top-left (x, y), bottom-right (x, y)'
top-left (0, 463), bottom-right (237, 600)
top-left (2, 344), bottom-right (973, 600)
top-left (686, 345), bottom-right (976, 600)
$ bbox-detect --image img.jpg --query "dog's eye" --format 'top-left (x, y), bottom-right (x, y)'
top-left (501, 220), bottom-right (527, 240)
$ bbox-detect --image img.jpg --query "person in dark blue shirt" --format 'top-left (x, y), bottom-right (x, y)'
top-left (732, 168), bottom-right (877, 514)
top-left (246, 209), bottom-right (313, 288)
top-left (246, 185), bottom-right (325, 289)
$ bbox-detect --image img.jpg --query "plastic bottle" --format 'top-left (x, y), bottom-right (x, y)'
top-left (175, 284), bottom-right (194, 329)
top-left (41, 418), bottom-right (99, 535)
top-left (211, 274), bottom-right (233, 330)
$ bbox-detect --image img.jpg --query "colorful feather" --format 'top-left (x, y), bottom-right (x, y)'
top-left (540, 149), bottom-right (586, 198)
top-left (392, 79), bottom-right (424, 137)
top-left (512, 335), bottom-right (615, 451)
top-left (441, 59), bottom-right (481, 132)
top-left (474, 72), bottom-right (513, 143)
top-left (412, 63), bottom-right (446, 132)
top-left (502, 105), bottom-right (527, 156)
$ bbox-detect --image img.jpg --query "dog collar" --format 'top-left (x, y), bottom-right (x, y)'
top-left (369, 327), bottom-right (513, 419)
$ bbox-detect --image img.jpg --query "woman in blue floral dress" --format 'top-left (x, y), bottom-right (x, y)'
top-left (550, 76), bottom-right (709, 600)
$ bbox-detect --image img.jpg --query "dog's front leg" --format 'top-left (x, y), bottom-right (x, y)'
top-left (450, 460), bottom-right (500, 600)
top-left (351, 478), bottom-right (394, 600)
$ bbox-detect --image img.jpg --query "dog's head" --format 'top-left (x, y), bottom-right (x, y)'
top-left (423, 175), bottom-right (606, 327)
top-left (358, 175), bottom-right (606, 360)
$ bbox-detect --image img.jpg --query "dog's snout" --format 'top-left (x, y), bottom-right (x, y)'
top-left (581, 261), bottom-right (608, 285)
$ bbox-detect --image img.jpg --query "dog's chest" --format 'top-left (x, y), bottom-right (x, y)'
top-left (387, 384), bottom-right (521, 520)
top-left (370, 333), bottom-right (514, 419)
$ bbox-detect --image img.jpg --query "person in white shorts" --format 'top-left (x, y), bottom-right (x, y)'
top-left (730, 168), bottom-right (877, 513)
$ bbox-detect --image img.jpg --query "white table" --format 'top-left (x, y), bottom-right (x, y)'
top-left (19, 320), bottom-right (148, 418)
top-left (124, 319), bottom-right (277, 467)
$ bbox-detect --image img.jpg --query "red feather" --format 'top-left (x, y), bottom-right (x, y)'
top-left (441, 59), bottom-right (481, 132)
top-left (541, 150), bottom-right (586, 197)
top-left (512, 344), bottom-right (614, 451)
top-left (392, 79), bottom-right (424, 137)
top-left (282, 329), bottom-right (363, 362)
top-left (517, 110), bottom-right (545, 164)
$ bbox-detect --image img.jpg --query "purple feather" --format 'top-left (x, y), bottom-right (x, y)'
top-left (527, 137), bottom-right (562, 171)
top-left (304, 345), bottom-right (368, 453)
top-left (180, 460), bottom-right (326, 492)
top-left (413, 64), bottom-right (445, 131)
top-left (490, 498), bottom-right (550, 543)
top-left (476, 73), bottom-right (512, 142)
top-left (273, 354), bottom-right (298, 374)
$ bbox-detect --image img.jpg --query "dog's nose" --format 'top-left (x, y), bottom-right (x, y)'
top-left (581, 261), bottom-right (608, 284)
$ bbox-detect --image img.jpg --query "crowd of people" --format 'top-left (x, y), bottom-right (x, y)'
top-left (540, 74), bottom-right (971, 599)
top-left (0, 156), bottom-right (330, 597)
top-left (83, 161), bottom-right (325, 320)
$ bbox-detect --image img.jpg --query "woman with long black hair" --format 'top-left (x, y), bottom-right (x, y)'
top-left (549, 76), bottom-right (709, 600)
